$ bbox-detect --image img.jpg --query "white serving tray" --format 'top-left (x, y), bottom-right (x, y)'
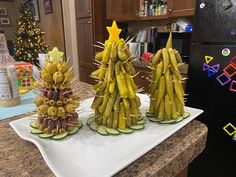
top-left (10, 94), bottom-right (203, 177)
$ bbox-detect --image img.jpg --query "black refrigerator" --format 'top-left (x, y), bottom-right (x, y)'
top-left (187, 0), bottom-right (236, 177)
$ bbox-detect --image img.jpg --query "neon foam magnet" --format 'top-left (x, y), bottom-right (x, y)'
top-left (230, 56), bottom-right (236, 67)
top-left (205, 55), bottom-right (214, 64)
top-left (216, 72), bottom-right (231, 86)
top-left (208, 68), bottom-right (216, 77)
top-left (202, 63), bottom-right (210, 71)
top-left (229, 80), bottom-right (236, 92)
top-left (223, 123), bottom-right (236, 136)
top-left (223, 64), bottom-right (236, 77)
top-left (211, 64), bottom-right (220, 73)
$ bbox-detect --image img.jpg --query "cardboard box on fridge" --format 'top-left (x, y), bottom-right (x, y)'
top-left (15, 62), bottom-right (33, 89)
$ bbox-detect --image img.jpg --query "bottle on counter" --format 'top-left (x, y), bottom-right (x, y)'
top-left (0, 33), bottom-right (21, 107)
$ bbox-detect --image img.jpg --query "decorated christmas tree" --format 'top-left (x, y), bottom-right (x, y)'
top-left (147, 33), bottom-right (190, 124)
top-left (30, 47), bottom-right (82, 140)
top-left (13, 0), bottom-right (48, 67)
top-left (87, 21), bottom-right (145, 135)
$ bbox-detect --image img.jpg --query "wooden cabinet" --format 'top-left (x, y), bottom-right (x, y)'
top-left (75, 0), bottom-right (107, 84)
top-left (168, 0), bottom-right (195, 17)
top-left (106, 0), bottom-right (195, 21)
top-left (76, 18), bottom-right (94, 68)
top-left (79, 66), bottom-right (96, 84)
top-left (106, 0), bottom-right (139, 21)
top-left (133, 66), bottom-right (151, 93)
top-left (75, 0), bottom-right (92, 18)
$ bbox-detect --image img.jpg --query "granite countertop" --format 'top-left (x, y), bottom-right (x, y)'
top-left (0, 81), bottom-right (207, 177)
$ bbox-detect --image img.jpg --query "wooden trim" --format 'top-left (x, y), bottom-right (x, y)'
top-left (170, 9), bottom-right (195, 17)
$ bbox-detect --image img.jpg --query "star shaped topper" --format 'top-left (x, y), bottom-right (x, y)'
top-left (48, 47), bottom-right (64, 62)
top-left (106, 21), bottom-right (122, 43)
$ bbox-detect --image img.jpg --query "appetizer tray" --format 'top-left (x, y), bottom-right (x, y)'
top-left (10, 94), bottom-right (203, 177)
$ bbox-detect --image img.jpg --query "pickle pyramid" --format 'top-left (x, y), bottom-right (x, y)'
top-left (30, 47), bottom-right (82, 140)
top-left (147, 33), bottom-right (190, 124)
top-left (88, 21), bottom-right (145, 135)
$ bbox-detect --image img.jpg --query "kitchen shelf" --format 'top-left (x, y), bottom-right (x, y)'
top-left (139, 14), bottom-right (169, 21)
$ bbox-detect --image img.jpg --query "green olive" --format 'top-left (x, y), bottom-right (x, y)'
top-left (47, 106), bottom-right (58, 117)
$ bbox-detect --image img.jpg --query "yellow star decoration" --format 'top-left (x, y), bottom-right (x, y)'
top-left (48, 47), bottom-right (64, 62)
top-left (106, 21), bottom-right (122, 43)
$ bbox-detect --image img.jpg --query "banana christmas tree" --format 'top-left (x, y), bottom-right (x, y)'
top-left (88, 21), bottom-right (145, 135)
top-left (30, 47), bottom-right (82, 140)
top-left (147, 33), bottom-right (190, 124)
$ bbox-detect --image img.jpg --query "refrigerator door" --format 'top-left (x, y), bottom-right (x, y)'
top-left (192, 0), bottom-right (236, 43)
top-left (187, 43), bottom-right (236, 177)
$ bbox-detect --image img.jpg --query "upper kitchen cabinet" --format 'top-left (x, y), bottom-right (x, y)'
top-left (75, 0), bottom-right (92, 18)
top-left (106, 0), bottom-right (139, 21)
top-left (106, 0), bottom-right (195, 21)
top-left (168, 0), bottom-right (195, 17)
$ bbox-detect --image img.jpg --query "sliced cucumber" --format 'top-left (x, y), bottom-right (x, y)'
top-left (146, 112), bottom-right (156, 117)
top-left (130, 124), bottom-right (145, 130)
top-left (77, 119), bottom-right (83, 129)
top-left (89, 121), bottom-right (99, 131)
top-left (106, 128), bottom-right (120, 135)
top-left (39, 133), bottom-right (54, 139)
top-left (30, 128), bottom-right (43, 134)
top-left (30, 120), bottom-right (39, 129)
top-left (68, 127), bottom-right (79, 135)
top-left (182, 112), bottom-right (190, 119)
top-left (137, 120), bottom-right (146, 125)
top-left (175, 117), bottom-right (184, 123)
top-left (52, 131), bottom-right (69, 140)
top-left (149, 117), bottom-right (162, 122)
top-left (97, 126), bottom-right (109, 136)
top-left (86, 116), bottom-right (95, 125)
top-left (118, 128), bottom-right (133, 134)
top-left (160, 119), bottom-right (176, 124)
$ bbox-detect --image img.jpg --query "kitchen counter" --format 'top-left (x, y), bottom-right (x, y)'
top-left (0, 82), bottom-right (207, 177)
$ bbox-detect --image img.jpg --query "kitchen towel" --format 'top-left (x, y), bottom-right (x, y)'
top-left (0, 91), bottom-right (37, 120)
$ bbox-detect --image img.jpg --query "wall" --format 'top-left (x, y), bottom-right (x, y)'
top-left (38, 0), bottom-right (65, 52)
top-left (0, 0), bottom-right (65, 52)
top-left (62, 0), bottom-right (79, 75)
top-left (0, 1), bottom-right (18, 40)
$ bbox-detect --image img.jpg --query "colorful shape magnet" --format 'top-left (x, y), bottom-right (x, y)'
top-left (223, 64), bottom-right (236, 77)
top-left (211, 64), bottom-right (220, 73)
top-left (222, 48), bottom-right (231, 57)
top-left (208, 68), bottom-right (216, 77)
top-left (229, 80), bottom-right (236, 92)
top-left (230, 56), bottom-right (236, 67)
top-left (216, 72), bottom-right (231, 86)
top-left (205, 55), bottom-right (214, 64)
top-left (223, 123), bottom-right (236, 136)
top-left (203, 63), bottom-right (210, 71)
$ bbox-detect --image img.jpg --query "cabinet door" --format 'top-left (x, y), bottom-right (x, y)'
top-left (133, 70), bottom-right (151, 93)
top-left (76, 18), bottom-right (94, 68)
top-left (168, 0), bottom-right (195, 17)
top-left (79, 66), bottom-right (95, 84)
top-left (75, 0), bottom-right (92, 18)
top-left (106, 0), bottom-right (139, 20)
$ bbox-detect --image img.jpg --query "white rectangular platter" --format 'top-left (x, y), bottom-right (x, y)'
top-left (10, 94), bottom-right (203, 177)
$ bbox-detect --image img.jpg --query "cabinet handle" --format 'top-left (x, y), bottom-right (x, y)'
top-left (169, 9), bottom-right (172, 12)
top-left (146, 77), bottom-right (149, 80)
top-left (88, 9), bottom-right (91, 13)
top-left (87, 21), bottom-right (91, 24)
top-left (141, 76), bottom-right (145, 79)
